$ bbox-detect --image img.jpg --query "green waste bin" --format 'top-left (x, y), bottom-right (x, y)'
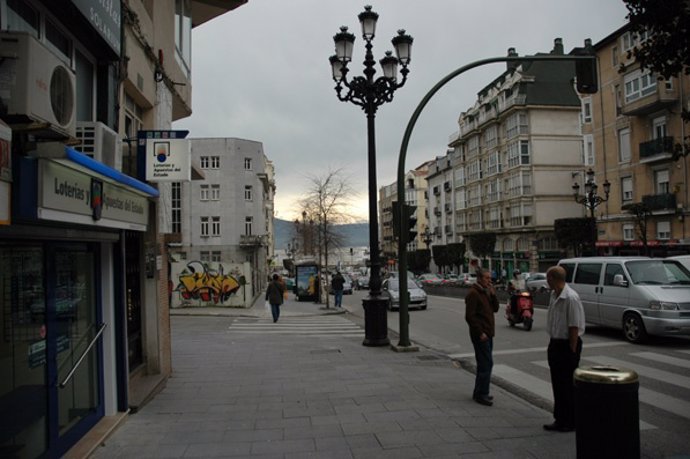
top-left (574, 365), bottom-right (639, 459)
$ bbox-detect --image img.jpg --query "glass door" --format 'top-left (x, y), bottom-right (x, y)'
top-left (50, 245), bottom-right (103, 456)
top-left (0, 243), bottom-right (103, 458)
top-left (0, 246), bottom-right (48, 459)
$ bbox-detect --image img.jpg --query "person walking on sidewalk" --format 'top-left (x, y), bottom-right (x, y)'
top-left (543, 265), bottom-right (585, 432)
top-left (331, 270), bottom-right (345, 308)
top-left (266, 273), bottom-right (286, 323)
top-left (464, 268), bottom-right (500, 406)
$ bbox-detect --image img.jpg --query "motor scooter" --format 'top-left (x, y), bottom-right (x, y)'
top-left (505, 290), bottom-right (534, 331)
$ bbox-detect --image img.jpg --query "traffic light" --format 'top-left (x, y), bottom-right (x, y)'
top-left (405, 204), bottom-right (417, 244)
top-left (571, 39), bottom-right (598, 94)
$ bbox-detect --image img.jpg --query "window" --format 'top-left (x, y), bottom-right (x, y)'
top-left (454, 167), bottom-right (465, 186)
top-left (655, 169), bottom-right (669, 194)
top-left (611, 46), bottom-right (619, 67)
top-left (211, 251), bottom-right (222, 262)
top-left (505, 112), bottom-right (528, 139)
top-left (175, 0), bottom-right (192, 77)
top-left (467, 160), bottom-right (481, 182)
top-left (487, 152), bottom-right (501, 176)
top-left (172, 182), bottom-right (181, 233)
top-left (574, 263), bottom-right (602, 285)
top-left (652, 116), bottom-right (667, 139)
top-left (503, 238), bottom-right (514, 252)
top-left (467, 136), bottom-right (480, 159)
top-left (200, 251), bottom-right (210, 262)
top-left (624, 69), bottom-right (657, 103)
top-left (245, 216), bottom-right (253, 235)
top-left (621, 177), bottom-right (633, 203)
top-left (211, 184), bottom-right (220, 201)
top-left (123, 94), bottom-right (143, 175)
top-left (507, 140), bottom-right (529, 168)
top-left (583, 134), bottom-right (595, 166)
top-left (200, 185), bottom-right (209, 201)
top-left (618, 128), bottom-right (631, 162)
top-left (212, 217), bottom-right (221, 237)
top-left (45, 19), bottom-right (71, 61)
top-left (604, 263), bottom-right (626, 286)
top-left (244, 158), bottom-right (253, 170)
top-left (623, 223), bottom-right (635, 241)
top-left (484, 125), bottom-right (498, 150)
top-left (455, 189), bottom-right (466, 210)
top-left (200, 156), bottom-right (219, 170)
top-left (243, 185), bottom-right (252, 201)
top-left (6, 0), bottom-right (39, 36)
top-left (582, 97), bottom-right (592, 123)
top-left (200, 217), bottom-right (209, 237)
top-left (657, 221), bottom-right (671, 240)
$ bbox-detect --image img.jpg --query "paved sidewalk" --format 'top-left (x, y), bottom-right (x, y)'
top-left (92, 296), bottom-right (575, 458)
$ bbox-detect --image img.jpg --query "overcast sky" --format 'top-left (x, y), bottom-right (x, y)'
top-left (173, 0), bottom-right (629, 222)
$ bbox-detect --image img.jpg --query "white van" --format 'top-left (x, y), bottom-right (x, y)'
top-left (557, 257), bottom-right (690, 343)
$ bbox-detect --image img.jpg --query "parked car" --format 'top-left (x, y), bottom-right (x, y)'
top-left (525, 272), bottom-right (549, 292)
top-left (356, 275), bottom-right (369, 290)
top-left (558, 257), bottom-right (690, 343)
top-left (443, 274), bottom-right (460, 285)
top-left (668, 255), bottom-right (690, 272)
top-left (382, 278), bottom-right (427, 311)
top-left (417, 273), bottom-right (444, 286)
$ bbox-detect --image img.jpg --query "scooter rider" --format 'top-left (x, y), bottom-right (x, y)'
top-left (508, 270), bottom-right (526, 314)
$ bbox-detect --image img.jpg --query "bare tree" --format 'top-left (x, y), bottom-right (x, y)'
top-left (300, 169), bottom-right (358, 307)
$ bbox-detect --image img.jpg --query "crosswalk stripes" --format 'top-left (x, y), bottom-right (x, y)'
top-left (583, 355), bottom-right (690, 389)
top-left (228, 316), bottom-right (364, 338)
top-left (631, 352), bottom-right (690, 370)
top-left (493, 361), bottom-right (657, 431)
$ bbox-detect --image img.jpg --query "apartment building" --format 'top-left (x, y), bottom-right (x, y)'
top-left (0, 1), bottom-right (246, 457)
top-left (447, 39), bottom-right (586, 274)
top-left (168, 138), bottom-right (274, 308)
top-left (586, 25), bottom-right (690, 256)
top-left (379, 161), bottom-right (431, 264)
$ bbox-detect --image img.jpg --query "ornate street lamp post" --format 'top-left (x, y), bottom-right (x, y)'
top-left (329, 6), bottom-right (413, 346)
top-left (572, 168), bottom-right (611, 218)
top-left (573, 168), bottom-right (611, 254)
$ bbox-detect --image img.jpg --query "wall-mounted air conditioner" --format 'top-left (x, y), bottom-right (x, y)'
top-left (75, 121), bottom-right (122, 171)
top-left (0, 32), bottom-right (76, 139)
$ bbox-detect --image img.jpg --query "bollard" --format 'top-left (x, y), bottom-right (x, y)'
top-left (574, 365), bottom-right (639, 459)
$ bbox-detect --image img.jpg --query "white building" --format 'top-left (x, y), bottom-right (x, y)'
top-left (168, 138), bottom-right (275, 308)
top-left (445, 39), bottom-right (586, 273)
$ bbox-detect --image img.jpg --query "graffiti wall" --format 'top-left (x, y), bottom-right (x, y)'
top-left (170, 260), bottom-right (252, 308)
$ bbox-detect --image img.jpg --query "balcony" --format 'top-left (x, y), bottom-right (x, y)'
top-left (639, 136), bottom-right (675, 164)
top-left (642, 193), bottom-right (676, 211)
top-left (621, 84), bottom-right (677, 116)
top-left (240, 234), bottom-right (267, 247)
top-left (444, 225), bottom-right (453, 235)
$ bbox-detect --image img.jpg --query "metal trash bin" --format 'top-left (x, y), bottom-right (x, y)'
top-left (574, 365), bottom-right (639, 459)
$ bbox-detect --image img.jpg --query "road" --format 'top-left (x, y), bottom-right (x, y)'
top-left (342, 289), bottom-right (690, 456)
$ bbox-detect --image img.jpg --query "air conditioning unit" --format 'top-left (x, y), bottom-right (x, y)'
top-left (0, 32), bottom-right (76, 139)
top-left (75, 121), bottom-right (122, 171)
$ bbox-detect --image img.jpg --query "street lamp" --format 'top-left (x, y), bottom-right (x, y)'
top-left (422, 226), bottom-right (433, 249)
top-left (572, 168), bottom-right (611, 218)
top-left (330, 6), bottom-right (413, 346)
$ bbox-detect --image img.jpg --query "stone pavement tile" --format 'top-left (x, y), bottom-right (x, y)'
top-left (315, 436), bottom-right (350, 451)
top-left (160, 429), bottom-right (225, 444)
top-left (181, 441), bottom-right (251, 458)
top-left (434, 427), bottom-right (476, 443)
top-left (334, 402), bottom-right (387, 415)
top-left (397, 417), bottom-right (458, 432)
top-left (417, 441), bottom-right (490, 457)
top-left (311, 413), bottom-right (366, 426)
top-left (222, 428), bottom-right (284, 442)
top-left (363, 409), bottom-right (421, 423)
top-left (254, 416), bottom-right (310, 430)
top-left (452, 414), bottom-right (514, 428)
top-left (250, 438), bottom-right (316, 455)
top-left (285, 449), bottom-right (354, 459)
top-left (465, 426), bottom-right (504, 441)
top-left (343, 433), bottom-right (379, 450)
top-left (374, 430), bottom-right (445, 448)
top-left (341, 421), bottom-right (402, 436)
top-left (283, 424), bottom-right (344, 440)
top-left (352, 446), bottom-right (424, 459)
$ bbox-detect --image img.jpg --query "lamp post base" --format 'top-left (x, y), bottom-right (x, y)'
top-left (362, 295), bottom-right (390, 346)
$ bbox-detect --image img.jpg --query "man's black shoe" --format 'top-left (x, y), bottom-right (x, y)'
top-left (473, 396), bottom-right (493, 406)
top-left (543, 422), bottom-right (575, 432)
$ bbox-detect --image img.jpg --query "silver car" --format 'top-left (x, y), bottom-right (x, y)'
top-left (382, 278), bottom-right (428, 311)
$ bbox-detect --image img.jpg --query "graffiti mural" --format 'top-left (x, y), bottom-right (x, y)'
top-left (175, 261), bottom-right (242, 304)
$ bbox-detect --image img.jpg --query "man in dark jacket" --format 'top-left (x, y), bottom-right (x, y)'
top-left (266, 274), bottom-right (286, 323)
top-left (465, 268), bottom-right (500, 406)
top-left (331, 271), bottom-right (345, 308)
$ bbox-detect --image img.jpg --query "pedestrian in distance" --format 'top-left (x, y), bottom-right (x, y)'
top-left (266, 273), bottom-right (286, 323)
top-left (464, 267), bottom-right (500, 406)
top-left (331, 270), bottom-right (345, 308)
top-left (543, 265), bottom-right (585, 433)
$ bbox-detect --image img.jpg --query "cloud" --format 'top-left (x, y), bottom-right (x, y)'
top-left (175, 0), bottom-right (628, 221)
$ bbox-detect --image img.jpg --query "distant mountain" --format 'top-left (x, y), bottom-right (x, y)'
top-left (274, 218), bottom-right (369, 249)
